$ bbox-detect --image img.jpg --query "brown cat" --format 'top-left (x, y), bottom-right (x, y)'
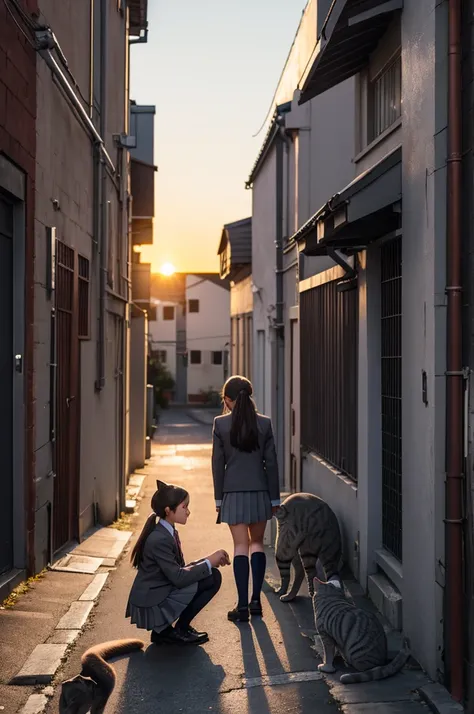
top-left (59, 639), bottom-right (144, 713)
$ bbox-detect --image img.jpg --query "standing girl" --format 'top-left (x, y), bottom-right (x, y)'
top-left (212, 375), bottom-right (280, 622)
top-left (126, 480), bottom-right (229, 645)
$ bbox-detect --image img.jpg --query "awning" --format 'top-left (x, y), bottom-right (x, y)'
top-left (295, 146), bottom-right (401, 256)
top-left (299, 0), bottom-right (403, 104)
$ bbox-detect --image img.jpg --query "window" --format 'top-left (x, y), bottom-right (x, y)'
top-left (78, 255), bottom-right (90, 340)
top-left (157, 350), bottom-right (167, 363)
top-left (300, 280), bottom-right (358, 480)
top-left (189, 299), bottom-right (200, 313)
top-left (163, 305), bottom-right (175, 321)
top-left (190, 350), bottom-right (201, 365)
top-left (368, 54), bottom-right (401, 143)
top-left (220, 247), bottom-right (229, 276)
top-left (212, 351), bottom-right (222, 365)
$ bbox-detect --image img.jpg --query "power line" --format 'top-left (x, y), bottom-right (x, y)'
top-left (3, 0), bottom-right (37, 48)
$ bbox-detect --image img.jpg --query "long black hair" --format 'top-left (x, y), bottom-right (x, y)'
top-left (130, 480), bottom-right (189, 568)
top-left (223, 375), bottom-right (259, 453)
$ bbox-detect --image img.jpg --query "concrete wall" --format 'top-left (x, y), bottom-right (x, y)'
top-left (129, 313), bottom-right (147, 472)
top-left (399, 0), bottom-right (446, 680)
top-left (35, 0), bottom-right (129, 543)
top-left (186, 276), bottom-right (230, 398)
top-left (0, 0), bottom-right (37, 579)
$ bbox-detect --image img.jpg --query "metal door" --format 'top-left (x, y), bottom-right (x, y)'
top-left (0, 196), bottom-right (13, 574)
top-left (53, 241), bottom-right (79, 552)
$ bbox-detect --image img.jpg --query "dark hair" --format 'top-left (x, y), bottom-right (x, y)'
top-left (223, 375), bottom-right (259, 453)
top-left (130, 480), bottom-right (189, 568)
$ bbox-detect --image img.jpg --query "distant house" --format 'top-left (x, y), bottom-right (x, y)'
top-left (218, 218), bottom-right (252, 381)
top-left (186, 275), bottom-right (230, 402)
top-left (148, 273), bottom-right (230, 403)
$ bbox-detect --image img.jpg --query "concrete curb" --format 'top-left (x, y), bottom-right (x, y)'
top-left (13, 521), bottom-right (134, 712)
top-left (418, 683), bottom-right (465, 714)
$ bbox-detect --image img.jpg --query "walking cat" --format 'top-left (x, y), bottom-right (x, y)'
top-left (59, 639), bottom-right (144, 713)
top-left (313, 577), bottom-right (410, 683)
top-left (275, 493), bottom-right (342, 602)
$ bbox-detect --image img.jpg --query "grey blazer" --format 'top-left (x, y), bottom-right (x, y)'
top-left (128, 524), bottom-right (210, 608)
top-left (212, 413), bottom-right (280, 503)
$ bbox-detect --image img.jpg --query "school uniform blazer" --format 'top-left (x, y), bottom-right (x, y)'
top-left (128, 524), bottom-right (210, 608)
top-left (212, 413), bottom-right (280, 505)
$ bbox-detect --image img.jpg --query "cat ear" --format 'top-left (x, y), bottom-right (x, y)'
top-left (275, 505), bottom-right (287, 520)
top-left (156, 480), bottom-right (169, 490)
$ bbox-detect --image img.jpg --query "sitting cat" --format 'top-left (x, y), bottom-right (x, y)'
top-left (275, 493), bottom-right (342, 602)
top-left (313, 576), bottom-right (410, 683)
top-left (59, 639), bottom-right (144, 713)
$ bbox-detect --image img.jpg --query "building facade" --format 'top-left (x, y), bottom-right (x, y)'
top-left (243, 0), bottom-right (470, 705)
top-left (0, 0), bottom-right (150, 599)
top-left (0, 0), bottom-right (37, 590)
top-left (186, 275), bottom-right (230, 401)
top-left (218, 217), bottom-right (252, 382)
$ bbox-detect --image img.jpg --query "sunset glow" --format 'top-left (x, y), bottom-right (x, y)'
top-left (160, 262), bottom-right (176, 277)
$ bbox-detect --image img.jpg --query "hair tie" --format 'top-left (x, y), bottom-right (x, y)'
top-left (239, 389), bottom-right (247, 396)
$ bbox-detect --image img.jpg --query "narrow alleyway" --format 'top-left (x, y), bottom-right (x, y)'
top-left (43, 409), bottom-right (334, 713)
top-left (44, 409), bottom-right (432, 714)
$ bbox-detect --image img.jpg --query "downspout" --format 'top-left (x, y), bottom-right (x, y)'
top-left (275, 120), bottom-right (288, 483)
top-left (96, 0), bottom-right (108, 390)
top-left (445, 0), bottom-right (464, 702)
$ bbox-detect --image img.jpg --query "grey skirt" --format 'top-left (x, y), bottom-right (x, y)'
top-left (220, 490), bottom-right (272, 525)
top-left (125, 581), bottom-right (197, 633)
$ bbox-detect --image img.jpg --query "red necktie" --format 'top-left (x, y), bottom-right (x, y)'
top-left (174, 529), bottom-right (185, 566)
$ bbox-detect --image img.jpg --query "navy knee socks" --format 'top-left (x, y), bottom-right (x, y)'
top-left (233, 555), bottom-right (249, 609)
top-left (251, 552), bottom-right (266, 603)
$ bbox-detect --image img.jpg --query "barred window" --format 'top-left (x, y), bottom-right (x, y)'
top-left (368, 54), bottom-right (401, 143)
top-left (78, 255), bottom-right (90, 340)
top-left (300, 280), bottom-right (358, 480)
top-left (190, 350), bottom-right (201, 365)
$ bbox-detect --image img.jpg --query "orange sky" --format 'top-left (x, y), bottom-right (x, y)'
top-left (130, 1), bottom-right (306, 274)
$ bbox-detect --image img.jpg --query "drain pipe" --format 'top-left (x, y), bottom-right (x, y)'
top-left (445, 0), bottom-right (464, 702)
top-left (96, 0), bottom-right (109, 390)
top-left (274, 118), bottom-right (291, 483)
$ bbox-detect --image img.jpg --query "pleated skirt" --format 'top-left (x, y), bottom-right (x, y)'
top-left (220, 490), bottom-right (272, 525)
top-left (125, 582), bottom-right (197, 633)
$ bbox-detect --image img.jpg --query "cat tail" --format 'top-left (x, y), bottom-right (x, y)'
top-left (340, 639), bottom-right (410, 684)
top-left (81, 639), bottom-right (144, 692)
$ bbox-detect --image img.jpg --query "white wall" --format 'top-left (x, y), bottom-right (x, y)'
top-left (251, 148), bottom-right (277, 419)
top-left (186, 276), bottom-right (230, 398)
top-left (148, 301), bottom-right (177, 380)
top-left (230, 275), bottom-right (253, 317)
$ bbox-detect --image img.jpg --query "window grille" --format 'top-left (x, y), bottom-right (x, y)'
top-left (300, 279), bottom-right (358, 480)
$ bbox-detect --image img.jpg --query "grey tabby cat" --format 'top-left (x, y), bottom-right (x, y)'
top-left (275, 493), bottom-right (342, 602)
top-left (313, 577), bottom-right (410, 683)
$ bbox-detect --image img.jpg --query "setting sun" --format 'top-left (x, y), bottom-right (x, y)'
top-left (160, 262), bottom-right (176, 277)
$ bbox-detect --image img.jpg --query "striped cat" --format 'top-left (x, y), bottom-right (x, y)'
top-left (275, 493), bottom-right (342, 602)
top-left (313, 577), bottom-right (410, 683)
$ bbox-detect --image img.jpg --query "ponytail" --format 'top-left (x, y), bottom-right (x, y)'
top-left (130, 480), bottom-right (189, 568)
top-left (130, 513), bottom-right (156, 569)
top-left (223, 376), bottom-right (259, 452)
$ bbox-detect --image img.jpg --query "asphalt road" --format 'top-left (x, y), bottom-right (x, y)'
top-left (45, 409), bottom-right (337, 714)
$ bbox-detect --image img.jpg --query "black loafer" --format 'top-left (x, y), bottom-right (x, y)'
top-left (173, 627), bottom-right (209, 645)
top-left (187, 625), bottom-right (208, 638)
top-left (228, 606), bottom-right (250, 622)
top-left (249, 600), bottom-right (263, 616)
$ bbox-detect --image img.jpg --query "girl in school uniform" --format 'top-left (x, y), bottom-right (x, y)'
top-left (126, 480), bottom-right (230, 645)
top-left (212, 375), bottom-right (280, 623)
